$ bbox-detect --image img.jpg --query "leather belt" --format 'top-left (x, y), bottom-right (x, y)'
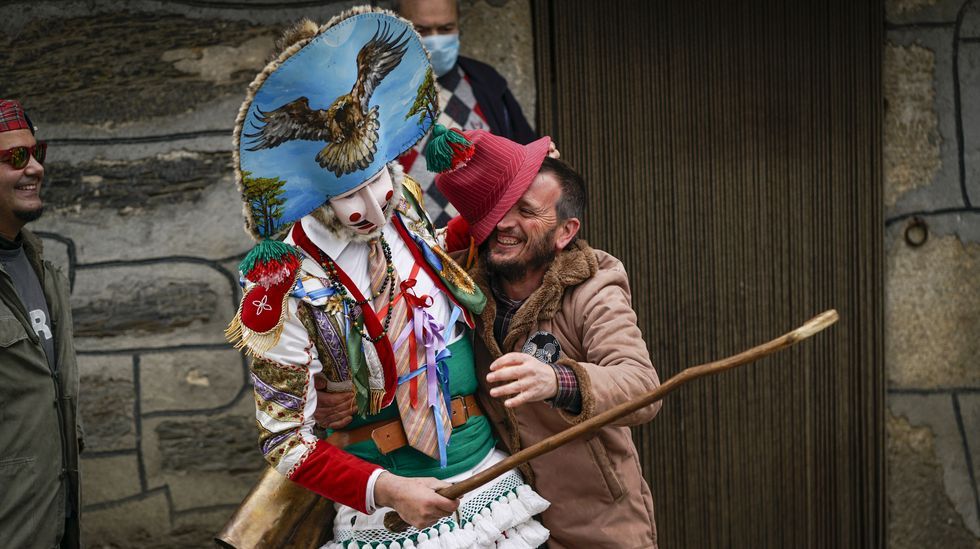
top-left (325, 394), bottom-right (482, 455)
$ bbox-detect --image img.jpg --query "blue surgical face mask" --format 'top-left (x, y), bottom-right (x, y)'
top-left (422, 33), bottom-right (460, 77)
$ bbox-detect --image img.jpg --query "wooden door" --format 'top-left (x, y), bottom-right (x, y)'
top-left (532, 1), bottom-right (884, 546)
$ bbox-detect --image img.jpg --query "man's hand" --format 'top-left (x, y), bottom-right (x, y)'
top-left (486, 352), bottom-right (558, 408)
top-left (313, 376), bottom-right (355, 430)
top-left (374, 472), bottom-right (459, 529)
top-left (548, 140), bottom-right (561, 159)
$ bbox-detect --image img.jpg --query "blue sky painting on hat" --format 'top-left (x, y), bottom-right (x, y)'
top-left (235, 9), bottom-right (437, 240)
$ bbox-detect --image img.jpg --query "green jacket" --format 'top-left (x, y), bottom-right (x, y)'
top-left (0, 229), bottom-right (82, 549)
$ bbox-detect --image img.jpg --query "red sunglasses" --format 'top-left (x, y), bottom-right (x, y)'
top-left (0, 142), bottom-right (47, 170)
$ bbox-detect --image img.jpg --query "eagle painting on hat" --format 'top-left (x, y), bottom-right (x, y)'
top-left (224, 7), bottom-right (550, 548)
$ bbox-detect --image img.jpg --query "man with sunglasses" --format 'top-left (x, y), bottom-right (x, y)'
top-left (0, 99), bottom-right (83, 549)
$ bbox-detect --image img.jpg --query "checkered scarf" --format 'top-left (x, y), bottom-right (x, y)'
top-left (398, 66), bottom-right (489, 225)
top-left (0, 100), bottom-right (34, 134)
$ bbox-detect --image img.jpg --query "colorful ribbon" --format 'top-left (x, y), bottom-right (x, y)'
top-left (409, 232), bottom-right (444, 272)
top-left (393, 283), bottom-right (461, 467)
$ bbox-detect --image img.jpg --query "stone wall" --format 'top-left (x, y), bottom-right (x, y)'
top-left (884, 0), bottom-right (980, 546)
top-left (0, 1), bottom-right (533, 546)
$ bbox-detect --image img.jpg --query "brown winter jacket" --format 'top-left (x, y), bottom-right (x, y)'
top-left (469, 241), bottom-right (661, 549)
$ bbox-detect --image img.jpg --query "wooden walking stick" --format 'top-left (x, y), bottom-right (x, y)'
top-left (384, 309), bottom-right (839, 532)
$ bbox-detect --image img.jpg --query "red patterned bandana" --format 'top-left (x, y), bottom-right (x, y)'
top-left (0, 100), bottom-right (34, 134)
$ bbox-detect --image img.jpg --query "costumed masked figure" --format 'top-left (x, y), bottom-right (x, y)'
top-left (226, 8), bottom-right (550, 548)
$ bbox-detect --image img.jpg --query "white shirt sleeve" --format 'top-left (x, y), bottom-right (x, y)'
top-left (364, 468), bottom-right (387, 513)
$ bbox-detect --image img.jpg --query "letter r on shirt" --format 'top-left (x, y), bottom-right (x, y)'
top-left (30, 309), bottom-right (52, 340)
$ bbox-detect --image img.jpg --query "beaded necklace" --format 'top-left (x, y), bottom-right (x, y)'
top-left (315, 236), bottom-right (396, 344)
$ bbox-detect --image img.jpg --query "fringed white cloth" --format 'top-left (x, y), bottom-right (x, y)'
top-left (323, 449), bottom-right (550, 549)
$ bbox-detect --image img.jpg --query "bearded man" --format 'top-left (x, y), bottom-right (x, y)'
top-left (435, 131), bottom-right (664, 548)
top-left (227, 9), bottom-right (549, 548)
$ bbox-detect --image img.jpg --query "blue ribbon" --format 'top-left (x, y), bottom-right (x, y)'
top-left (410, 233), bottom-right (444, 272)
top-left (433, 405), bottom-right (448, 468)
top-left (290, 278), bottom-right (337, 301)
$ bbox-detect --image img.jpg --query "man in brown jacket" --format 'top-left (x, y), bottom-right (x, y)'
top-left (434, 130), bottom-right (662, 548)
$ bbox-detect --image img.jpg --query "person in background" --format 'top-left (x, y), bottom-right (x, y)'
top-left (394, 0), bottom-right (537, 225)
top-left (0, 98), bottom-right (83, 549)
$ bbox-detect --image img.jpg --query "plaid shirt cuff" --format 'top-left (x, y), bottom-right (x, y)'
top-left (548, 361), bottom-right (582, 413)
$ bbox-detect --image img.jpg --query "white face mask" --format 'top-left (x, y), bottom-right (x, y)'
top-left (328, 168), bottom-right (395, 234)
top-left (422, 33), bottom-right (460, 77)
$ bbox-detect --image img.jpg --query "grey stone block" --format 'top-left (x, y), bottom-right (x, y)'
top-left (1, 13), bottom-right (275, 126)
top-left (33, 169), bottom-right (254, 264)
top-left (885, 30), bottom-right (964, 218)
top-left (963, 1), bottom-right (980, 37)
top-left (73, 279), bottom-right (219, 338)
top-left (959, 42), bottom-right (980, 204)
top-left (886, 0), bottom-right (966, 25)
top-left (138, 399), bottom-right (262, 513)
top-left (889, 394), bottom-right (980, 536)
top-left (79, 454), bottom-right (142, 506)
top-left (77, 355), bottom-right (136, 452)
top-left (36, 234), bottom-right (73, 285)
top-left (154, 415), bottom-right (263, 475)
top-left (959, 393), bottom-right (980, 508)
top-left (886, 235), bottom-right (980, 388)
top-left (884, 42), bottom-right (942, 209)
top-left (80, 488), bottom-right (170, 547)
top-left (151, 469), bottom-right (260, 514)
top-left (460, 0), bottom-right (536, 125)
top-left (887, 409), bottom-right (980, 548)
top-left (42, 152), bottom-right (233, 213)
top-left (69, 263), bottom-right (237, 351)
top-left (139, 348), bottom-right (246, 414)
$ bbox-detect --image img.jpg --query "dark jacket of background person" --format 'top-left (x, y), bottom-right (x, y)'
top-left (457, 56), bottom-right (537, 145)
top-left (0, 229), bottom-right (82, 549)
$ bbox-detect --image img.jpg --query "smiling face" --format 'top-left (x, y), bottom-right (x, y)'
top-left (0, 129), bottom-right (44, 240)
top-left (328, 167), bottom-right (395, 235)
top-left (485, 170), bottom-right (579, 283)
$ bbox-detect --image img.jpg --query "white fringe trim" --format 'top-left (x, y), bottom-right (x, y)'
top-left (324, 486), bottom-right (550, 549)
top-left (515, 484), bottom-right (551, 515)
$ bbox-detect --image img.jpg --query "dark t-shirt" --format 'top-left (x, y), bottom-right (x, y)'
top-left (0, 236), bottom-right (56, 372)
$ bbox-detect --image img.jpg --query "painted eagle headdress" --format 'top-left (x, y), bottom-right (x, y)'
top-left (233, 7), bottom-right (438, 242)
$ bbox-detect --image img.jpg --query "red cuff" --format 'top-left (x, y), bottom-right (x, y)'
top-left (444, 215), bottom-right (472, 253)
top-left (288, 440), bottom-right (382, 513)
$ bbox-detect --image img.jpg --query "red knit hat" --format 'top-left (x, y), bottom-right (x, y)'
top-left (435, 130), bottom-right (551, 245)
top-left (0, 100), bottom-right (34, 134)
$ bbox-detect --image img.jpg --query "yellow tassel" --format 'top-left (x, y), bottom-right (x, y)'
top-left (225, 310), bottom-right (245, 348)
top-left (402, 175), bottom-right (426, 209)
top-left (237, 324), bottom-right (286, 357)
top-left (370, 389), bottom-right (386, 415)
top-left (433, 244), bottom-right (477, 295)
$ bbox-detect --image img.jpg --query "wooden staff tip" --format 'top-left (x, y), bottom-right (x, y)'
top-left (791, 309), bottom-right (839, 340)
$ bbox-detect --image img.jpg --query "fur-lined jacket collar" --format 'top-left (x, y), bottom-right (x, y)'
top-left (470, 240), bottom-right (599, 356)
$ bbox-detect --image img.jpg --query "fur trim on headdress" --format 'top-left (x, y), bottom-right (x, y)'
top-left (274, 18), bottom-right (319, 57)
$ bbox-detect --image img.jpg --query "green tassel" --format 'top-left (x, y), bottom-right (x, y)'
top-left (346, 318), bottom-right (371, 415)
top-left (239, 239), bottom-right (300, 282)
top-left (425, 123), bottom-right (474, 173)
